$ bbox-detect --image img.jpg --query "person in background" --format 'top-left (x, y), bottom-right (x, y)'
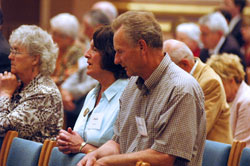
top-left (56, 25), bottom-right (128, 154)
top-left (79, 9), bottom-right (110, 49)
top-left (223, 0), bottom-right (246, 47)
top-left (217, 8), bottom-right (232, 24)
top-left (50, 13), bottom-right (83, 87)
top-left (199, 12), bottom-right (246, 70)
top-left (78, 11), bottom-right (206, 166)
top-left (91, 1), bottom-right (118, 23)
top-left (0, 25), bottom-right (63, 143)
top-left (61, 10), bottom-right (110, 128)
top-left (207, 53), bottom-right (250, 147)
top-left (164, 39), bottom-right (232, 144)
top-left (240, 16), bottom-right (250, 84)
top-left (175, 22), bottom-right (203, 57)
top-left (0, 9), bottom-right (10, 73)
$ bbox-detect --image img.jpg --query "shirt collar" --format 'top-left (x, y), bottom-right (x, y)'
top-left (232, 81), bottom-right (247, 104)
top-left (136, 54), bottom-right (171, 95)
top-left (210, 36), bottom-right (226, 55)
top-left (229, 15), bottom-right (241, 33)
top-left (101, 79), bottom-right (128, 101)
top-left (189, 59), bottom-right (198, 76)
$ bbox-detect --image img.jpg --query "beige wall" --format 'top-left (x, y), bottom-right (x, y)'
top-left (1, 0), bottom-right (99, 39)
top-left (1, 0), bottom-right (250, 39)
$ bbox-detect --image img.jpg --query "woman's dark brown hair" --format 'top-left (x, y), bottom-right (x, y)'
top-left (93, 25), bottom-right (128, 79)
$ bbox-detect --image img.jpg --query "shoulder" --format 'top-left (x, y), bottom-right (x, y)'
top-left (223, 35), bottom-right (240, 49)
top-left (35, 75), bottom-right (62, 98)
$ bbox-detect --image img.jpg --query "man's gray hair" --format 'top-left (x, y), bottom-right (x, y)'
top-left (92, 1), bottom-right (118, 22)
top-left (163, 39), bottom-right (194, 64)
top-left (199, 12), bottom-right (229, 35)
top-left (112, 11), bottom-right (163, 48)
top-left (176, 22), bottom-right (203, 48)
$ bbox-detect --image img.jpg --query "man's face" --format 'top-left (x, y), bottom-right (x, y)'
top-left (223, 0), bottom-right (238, 15)
top-left (224, 0), bottom-right (236, 11)
top-left (114, 27), bottom-right (142, 77)
top-left (200, 25), bottom-right (220, 49)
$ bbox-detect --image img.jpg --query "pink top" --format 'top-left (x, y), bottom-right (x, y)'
top-left (230, 81), bottom-right (250, 147)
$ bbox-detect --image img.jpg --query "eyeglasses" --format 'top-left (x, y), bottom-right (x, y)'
top-left (10, 48), bottom-right (28, 55)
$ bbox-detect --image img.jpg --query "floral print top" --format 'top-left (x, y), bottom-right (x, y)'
top-left (0, 74), bottom-right (63, 143)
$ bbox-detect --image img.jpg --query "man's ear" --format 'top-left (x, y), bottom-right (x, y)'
top-left (178, 59), bottom-right (191, 72)
top-left (138, 39), bottom-right (147, 53)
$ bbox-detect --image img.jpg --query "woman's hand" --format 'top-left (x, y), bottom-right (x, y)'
top-left (57, 127), bottom-right (84, 154)
top-left (0, 71), bottom-right (19, 98)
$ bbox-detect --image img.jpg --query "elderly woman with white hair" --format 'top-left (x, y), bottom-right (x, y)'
top-left (50, 13), bottom-right (83, 86)
top-left (0, 25), bottom-right (63, 143)
top-left (176, 22), bottom-right (203, 57)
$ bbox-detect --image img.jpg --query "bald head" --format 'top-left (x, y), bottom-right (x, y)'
top-left (163, 39), bottom-right (195, 72)
top-left (92, 1), bottom-right (118, 22)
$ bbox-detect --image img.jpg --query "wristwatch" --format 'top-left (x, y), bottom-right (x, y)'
top-left (79, 141), bottom-right (87, 153)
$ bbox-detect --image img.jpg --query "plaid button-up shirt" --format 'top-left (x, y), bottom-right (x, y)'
top-left (112, 55), bottom-right (206, 166)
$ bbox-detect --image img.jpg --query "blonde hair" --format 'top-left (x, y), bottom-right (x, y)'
top-left (206, 53), bottom-right (245, 83)
top-left (111, 11), bottom-right (162, 48)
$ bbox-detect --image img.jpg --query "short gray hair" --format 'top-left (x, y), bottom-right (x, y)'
top-left (92, 1), bottom-right (118, 22)
top-left (50, 13), bottom-right (79, 39)
top-left (176, 22), bottom-right (203, 48)
top-left (9, 25), bottom-right (58, 76)
top-left (163, 39), bottom-right (194, 64)
top-left (83, 9), bottom-right (110, 27)
top-left (199, 12), bottom-right (229, 35)
top-left (112, 11), bottom-right (163, 48)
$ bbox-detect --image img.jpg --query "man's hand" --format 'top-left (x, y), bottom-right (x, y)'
top-left (0, 71), bottom-right (19, 98)
top-left (56, 127), bottom-right (84, 154)
top-left (77, 151), bottom-right (99, 166)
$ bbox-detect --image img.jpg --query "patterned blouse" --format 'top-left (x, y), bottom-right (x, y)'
top-left (0, 74), bottom-right (63, 143)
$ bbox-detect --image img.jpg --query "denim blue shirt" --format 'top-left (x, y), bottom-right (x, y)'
top-left (73, 79), bottom-right (128, 147)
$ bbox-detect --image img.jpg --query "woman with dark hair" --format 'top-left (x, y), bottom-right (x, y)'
top-left (56, 25), bottom-right (128, 154)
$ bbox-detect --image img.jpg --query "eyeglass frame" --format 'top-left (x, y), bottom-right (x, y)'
top-left (10, 47), bottom-right (29, 56)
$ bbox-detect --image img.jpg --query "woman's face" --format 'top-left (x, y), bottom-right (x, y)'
top-left (222, 78), bottom-right (237, 103)
top-left (9, 45), bottom-right (36, 77)
top-left (84, 40), bottom-right (103, 79)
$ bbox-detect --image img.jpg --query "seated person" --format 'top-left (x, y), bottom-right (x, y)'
top-left (56, 25), bottom-right (128, 154)
top-left (0, 25), bottom-right (63, 143)
top-left (78, 11), bottom-right (206, 166)
top-left (164, 39), bottom-right (232, 144)
top-left (241, 16), bottom-right (250, 83)
top-left (50, 13), bottom-right (83, 87)
top-left (199, 12), bottom-right (246, 71)
top-left (207, 53), bottom-right (250, 147)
